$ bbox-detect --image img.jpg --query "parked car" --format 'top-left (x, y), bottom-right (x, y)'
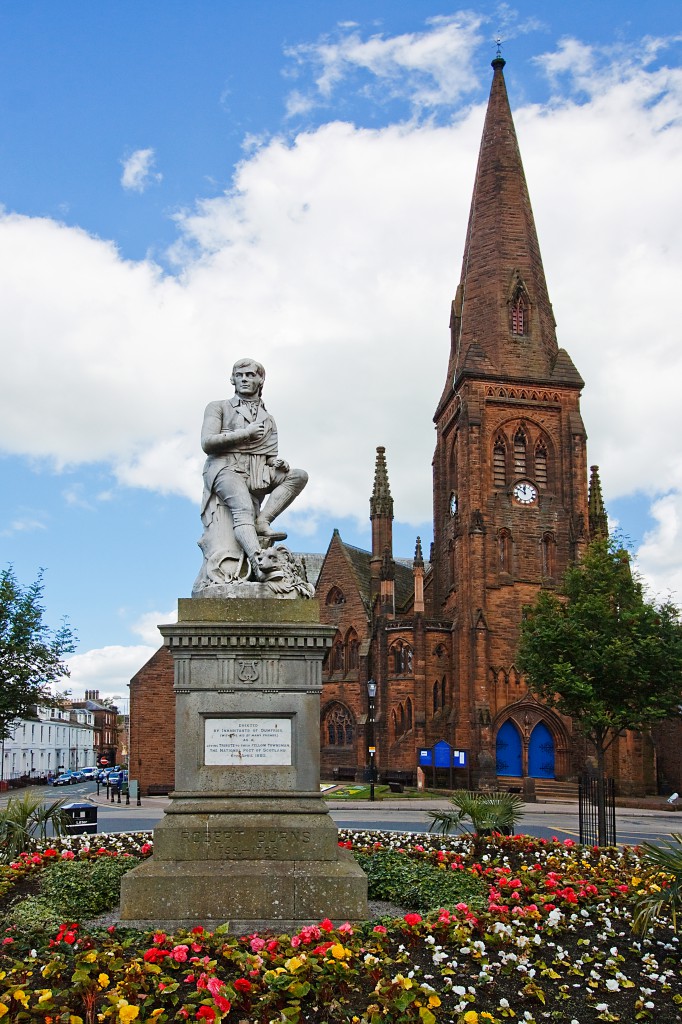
top-left (107, 769), bottom-right (129, 788)
top-left (79, 767), bottom-right (97, 780)
top-left (52, 772), bottom-right (77, 786)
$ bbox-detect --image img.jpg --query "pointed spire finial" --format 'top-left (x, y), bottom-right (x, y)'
top-left (370, 446), bottom-right (394, 519)
top-left (492, 36), bottom-right (505, 70)
top-left (413, 536), bottom-right (424, 568)
top-left (588, 465), bottom-right (609, 539)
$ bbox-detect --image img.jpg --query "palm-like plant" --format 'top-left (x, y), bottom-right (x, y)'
top-left (632, 833), bottom-right (682, 935)
top-left (0, 792), bottom-right (70, 861)
top-left (428, 789), bottom-right (525, 837)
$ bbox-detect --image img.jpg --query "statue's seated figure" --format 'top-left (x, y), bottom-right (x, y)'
top-left (192, 358), bottom-right (309, 595)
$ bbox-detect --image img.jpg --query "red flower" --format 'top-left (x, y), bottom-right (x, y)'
top-left (403, 913), bottom-right (422, 926)
top-left (214, 996), bottom-right (231, 1013)
top-left (234, 978), bottom-right (252, 993)
top-left (319, 918), bottom-right (334, 932)
top-left (372, 925), bottom-right (387, 934)
top-left (2, 937), bottom-right (13, 945)
top-left (196, 1008), bottom-right (215, 1022)
top-left (144, 948), bottom-right (171, 963)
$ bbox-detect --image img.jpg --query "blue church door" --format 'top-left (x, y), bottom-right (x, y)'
top-left (528, 722), bottom-right (555, 778)
top-left (496, 720), bottom-right (522, 776)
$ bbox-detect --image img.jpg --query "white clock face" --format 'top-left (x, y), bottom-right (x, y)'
top-left (513, 481), bottom-right (538, 505)
top-left (449, 493), bottom-right (458, 516)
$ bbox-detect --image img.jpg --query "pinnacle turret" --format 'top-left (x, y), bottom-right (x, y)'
top-left (370, 446), bottom-right (394, 519)
top-left (588, 465), bottom-right (609, 539)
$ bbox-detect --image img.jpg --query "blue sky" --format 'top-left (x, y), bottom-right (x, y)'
top-left (0, 2), bottom-right (680, 700)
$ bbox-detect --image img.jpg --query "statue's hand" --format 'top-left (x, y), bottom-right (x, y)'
top-left (245, 421), bottom-right (266, 441)
top-left (270, 457), bottom-right (289, 472)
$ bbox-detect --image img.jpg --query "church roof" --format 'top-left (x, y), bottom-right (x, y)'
top-left (314, 532), bottom-right (425, 614)
top-left (442, 55), bottom-right (581, 396)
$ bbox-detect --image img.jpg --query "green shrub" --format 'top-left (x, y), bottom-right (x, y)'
top-left (9, 895), bottom-right (64, 932)
top-left (38, 855), bottom-right (141, 920)
top-left (356, 849), bottom-right (487, 911)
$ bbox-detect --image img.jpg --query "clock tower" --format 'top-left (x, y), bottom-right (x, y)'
top-left (432, 55), bottom-right (589, 784)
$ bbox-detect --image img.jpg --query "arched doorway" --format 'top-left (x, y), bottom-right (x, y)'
top-left (528, 721), bottom-right (555, 778)
top-left (496, 719), bottom-right (522, 776)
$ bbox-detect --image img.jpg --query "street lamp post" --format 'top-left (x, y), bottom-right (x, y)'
top-left (367, 678), bottom-right (377, 802)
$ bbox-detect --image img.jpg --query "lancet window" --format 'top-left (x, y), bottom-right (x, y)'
top-left (322, 703), bottom-right (354, 747)
top-left (493, 437), bottom-right (507, 488)
top-left (535, 443), bottom-right (548, 488)
top-left (391, 640), bottom-right (413, 675)
top-left (511, 294), bottom-right (527, 335)
top-left (498, 528), bottom-right (513, 574)
top-left (325, 586), bottom-right (346, 605)
top-left (513, 429), bottom-right (527, 477)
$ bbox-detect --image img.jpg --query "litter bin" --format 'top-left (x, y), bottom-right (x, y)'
top-left (62, 802), bottom-right (98, 836)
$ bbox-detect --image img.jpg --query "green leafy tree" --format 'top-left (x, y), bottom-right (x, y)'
top-left (0, 566), bottom-right (76, 743)
top-left (518, 537), bottom-right (682, 843)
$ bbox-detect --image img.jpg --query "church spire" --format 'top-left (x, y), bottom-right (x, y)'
top-left (441, 55), bottom-right (582, 401)
top-left (588, 465), bottom-right (609, 540)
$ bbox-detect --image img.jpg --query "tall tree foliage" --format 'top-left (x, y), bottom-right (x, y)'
top-left (0, 566), bottom-right (76, 742)
top-left (518, 537), bottom-right (682, 805)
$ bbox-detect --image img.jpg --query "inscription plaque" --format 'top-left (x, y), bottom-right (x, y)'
top-left (205, 717), bottom-right (292, 766)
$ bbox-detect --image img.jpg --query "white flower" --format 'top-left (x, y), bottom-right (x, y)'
top-left (606, 979), bottom-right (619, 991)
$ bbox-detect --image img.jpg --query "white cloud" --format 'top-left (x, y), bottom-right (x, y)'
top-left (66, 644), bottom-right (156, 702)
top-left (0, 511), bottom-right (48, 536)
top-left (120, 147), bottom-right (162, 193)
top-left (131, 608), bottom-right (177, 646)
top-left (0, 29), bottom-right (681, 595)
top-left (284, 13), bottom-right (485, 114)
top-left (635, 494), bottom-right (682, 603)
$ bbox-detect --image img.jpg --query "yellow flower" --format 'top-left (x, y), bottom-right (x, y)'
top-left (150, 1010), bottom-right (165, 1019)
top-left (98, 974), bottom-right (110, 989)
top-left (37, 990), bottom-right (53, 1004)
top-left (482, 1014), bottom-right (496, 1022)
top-left (428, 995), bottom-right (441, 1008)
top-left (13, 991), bottom-right (29, 1009)
top-left (463, 1012), bottom-right (479, 1024)
top-left (70, 1017), bottom-right (84, 1024)
top-left (631, 876), bottom-right (641, 886)
top-left (0, 1005), bottom-right (8, 1019)
top-left (118, 1005), bottom-right (140, 1024)
top-left (284, 956), bottom-right (304, 972)
top-left (330, 944), bottom-right (350, 960)
top-left (82, 952), bottom-right (98, 963)
top-left (394, 975), bottom-right (413, 989)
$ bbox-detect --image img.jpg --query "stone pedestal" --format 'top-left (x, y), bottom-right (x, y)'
top-left (120, 598), bottom-right (367, 932)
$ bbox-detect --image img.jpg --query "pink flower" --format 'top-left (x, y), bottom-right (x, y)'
top-left (140, 842), bottom-right (153, 855)
top-left (372, 925), bottom-right (387, 934)
top-left (2, 937), bottom-right (13, 945)
top-left (206, 978), bottom-right (223, 998)
top-left (171, 944), bottom-right (189, 962)
top-left (214, 996), bottom-right (231, 1013)
top-left (338, 922), bottom-right (353, 934)
top-left (250, 937), bottom-right (266, 952)
top-left (290, 935), bottom-right (301, 947)
top-left (61, 850), bottom-right (75, 860)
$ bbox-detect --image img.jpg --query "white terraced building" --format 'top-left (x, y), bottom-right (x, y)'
top-left (1, 705), bottom-right (95, 782)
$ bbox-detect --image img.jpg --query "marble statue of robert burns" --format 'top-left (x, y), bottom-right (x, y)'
top-left (199, 358), bottom-right (308, 583)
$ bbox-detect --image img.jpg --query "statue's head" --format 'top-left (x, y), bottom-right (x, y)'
top-left (231, 358), bottom-right (265, 398)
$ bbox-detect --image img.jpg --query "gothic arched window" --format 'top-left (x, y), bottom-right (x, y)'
top-left (513, 429), bottom-right (527, 477)
top-left (493, 436), bottom-right (507, 488)
top-left (331, 638), bottom-right (344, 672)
top-left (511, 294), bottom-right (527, 335)
top-left (535, 443), bottom-right (548, 488)
top-left (391, 640), bottom-right (414, 675)
top-left (322, 703), bottom-right (354, 747)
top-left (325, 586), bottom-right (346, 605)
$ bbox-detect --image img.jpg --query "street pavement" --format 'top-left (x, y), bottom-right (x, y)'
top-left (5, 783), bottom-right (682, 847)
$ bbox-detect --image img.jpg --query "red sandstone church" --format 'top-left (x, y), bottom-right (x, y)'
top-left (130, 57), bottom-right (675, 799)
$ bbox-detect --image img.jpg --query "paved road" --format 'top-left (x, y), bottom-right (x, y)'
top-left (6, 783), bottom-right (682, 847)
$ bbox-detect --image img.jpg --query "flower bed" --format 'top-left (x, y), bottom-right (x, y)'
top-left (0, 830), bottom-right (680, 1022)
